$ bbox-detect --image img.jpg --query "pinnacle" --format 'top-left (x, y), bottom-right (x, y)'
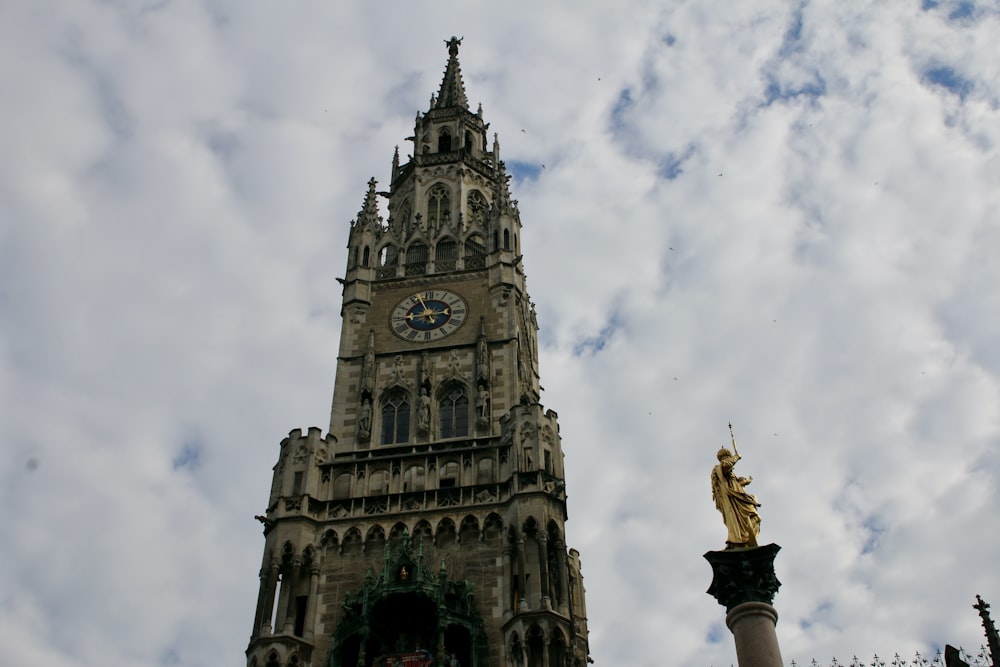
top-left (356, 177), bottom-right (381, 229)
top-left (435, 36), bottom-right (469, 110)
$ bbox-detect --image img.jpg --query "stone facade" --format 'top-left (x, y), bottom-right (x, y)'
top-left (246, 38), bottom-right (591, 667)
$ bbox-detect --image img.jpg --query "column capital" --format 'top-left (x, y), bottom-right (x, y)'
top-left (704, 543), bottom-right (781, 612)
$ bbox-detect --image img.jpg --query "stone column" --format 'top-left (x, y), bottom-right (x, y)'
top-left (536, 533), bottom-right (551, 610)
top-left (252, 567), bottom-right (269, 639)
top-left (260, 561), bottom-right (280, 635)
top-left (283, 558), bottom-right (303, 633)
top-left (704, 543), bottom-right (783, 667)
top-left (554, 538), bottom-right (570, 615)
top-left (502, 544), bottom-right (514, 620)
top-left (516, 533), bottom-right (529, 611)
top-left (303, 564), bottom-right (320, 640)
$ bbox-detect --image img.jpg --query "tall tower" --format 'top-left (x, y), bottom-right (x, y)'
top-left (246, 38), bottom-right (590, 667)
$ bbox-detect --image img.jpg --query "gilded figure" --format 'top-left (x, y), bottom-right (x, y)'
top-left (711, 435), bottom-right (762, 549)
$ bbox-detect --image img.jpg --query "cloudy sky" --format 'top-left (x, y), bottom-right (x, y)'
top-left (2, 1), bottom-right (999, 666)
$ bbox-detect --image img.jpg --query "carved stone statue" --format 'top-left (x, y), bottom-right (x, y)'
top-left (362, 330), bottom-right (376, 393)
top-left (417, 387), bottom-right (431, 434)
top-left (389, 354), bottom-right (405, 386)
top-left (476, 385), bottom-right (490, 424)
top-left (358, 398), bottom-right (372, 441)
top-left (711, 447), bottom-right (761, 549)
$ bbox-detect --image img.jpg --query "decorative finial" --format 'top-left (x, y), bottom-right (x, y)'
top-left (446, 36), bottom-right (463, 56)
top-left (711, 424), bottom-right (762, 549)
top-left (974, 595), bottom-right (1000, 667)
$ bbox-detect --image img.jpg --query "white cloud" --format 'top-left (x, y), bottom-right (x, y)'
top-left (1, 2), bottom-right (998, 667)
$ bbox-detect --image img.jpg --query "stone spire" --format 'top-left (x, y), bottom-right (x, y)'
top-left (355, 177), bottom-right (382, 233)
top-left (390, 146), bottom-right (400, 186)
top-left (974, 595), bottom-right (1000, 667)
top-left (435, 36), bottom-right (469, 110)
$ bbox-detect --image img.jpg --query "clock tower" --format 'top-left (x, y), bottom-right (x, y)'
top-left (246, 38), bottom-right (591, 667)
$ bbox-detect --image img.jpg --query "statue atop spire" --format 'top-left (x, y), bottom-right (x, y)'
top-left (435, 36), bottom-right (469, 110)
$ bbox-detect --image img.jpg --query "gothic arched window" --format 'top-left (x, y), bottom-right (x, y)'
top-left (380, 244), bottom-right (399, 266)
top-left (435, 238), bottom-right (458, 271)
top-left (503, 228), bottom-right (511, 250)
top-left (333, 473), bottom-right (352, 499)
top-left (368, 469), bottom-right (389, 495)
top-left (427, 184), bottom-right (450, 228)
top-left (438, 129), bottom-right (452, 152)
top-left (439, 385), bottom-right (469, 439)
top-left (439, 461), bottom-right (460, 488)
top-left (464, 234), bottom-right (486, 258)
top-left (381, 390), bottom-right (410, 445)
top-left (406, 242), bottom-right (428, 265)
top-left (477, 458), bottom-right (494, 484)
top-left (403, 465), bottom-right (426, 492)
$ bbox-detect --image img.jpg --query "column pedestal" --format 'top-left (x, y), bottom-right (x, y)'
top-left (704, 543), bottom-right (783, 667)
top-left (726, 601), bottom-right (782, 667)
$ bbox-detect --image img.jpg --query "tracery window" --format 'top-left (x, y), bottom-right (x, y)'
top-left (439, 385), bottom-right (469, 439)
top-left (380, 390), bottom-right (410, 445)
top-left (467, 190), bottom-right (488, 226)
top-left (427, 184), bottom-right (451, 229)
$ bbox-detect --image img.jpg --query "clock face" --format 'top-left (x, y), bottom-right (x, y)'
top-left (390, 289), bottom-right (468, 342)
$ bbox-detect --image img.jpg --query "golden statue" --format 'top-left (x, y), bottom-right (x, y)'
top-left (711, 424), bottom-right (762, 549)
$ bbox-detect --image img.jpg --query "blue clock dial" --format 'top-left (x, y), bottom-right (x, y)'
top-left (390, 290), bottom-right (468, 342)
